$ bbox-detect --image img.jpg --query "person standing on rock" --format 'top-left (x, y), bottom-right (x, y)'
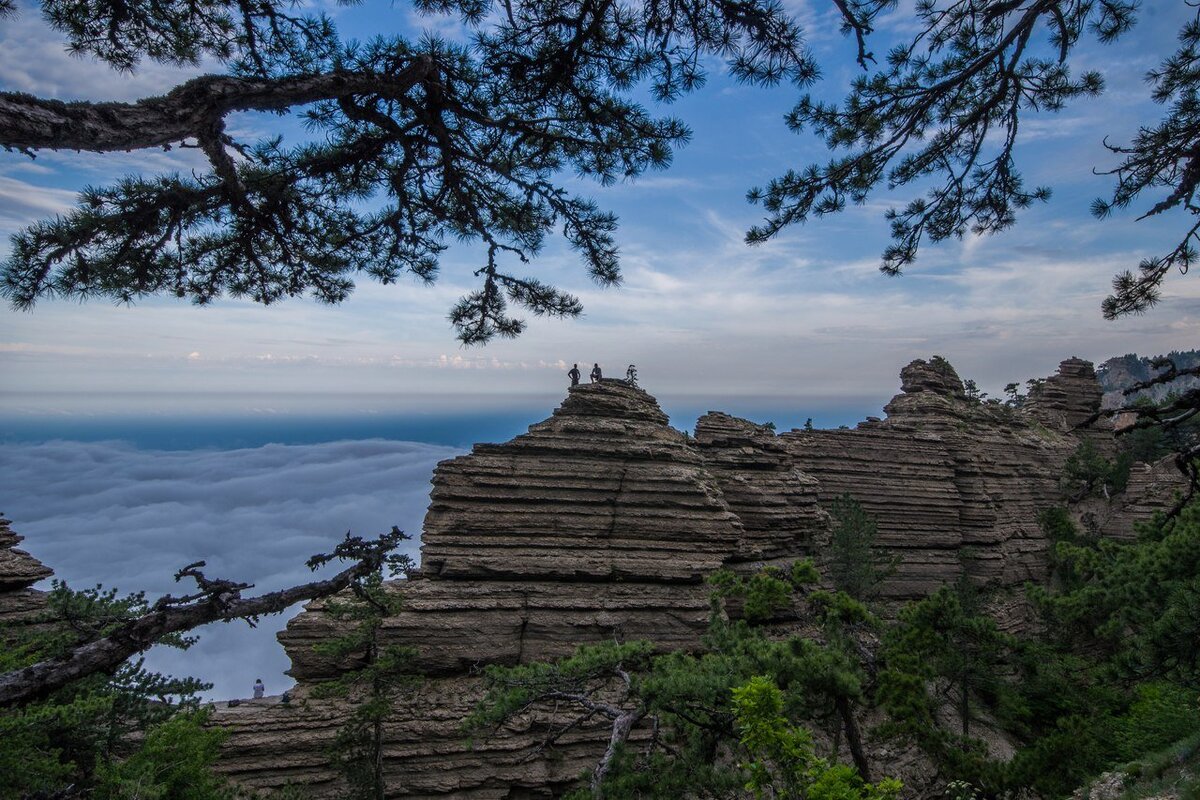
top-left (626, 364), bottom-right (638, 386)
top-left (568, 363), bottom-right (581, 387)
top-left (253, 678), bottom-right (265, 699)
top-left (590, 363), bottom-right (602, 383)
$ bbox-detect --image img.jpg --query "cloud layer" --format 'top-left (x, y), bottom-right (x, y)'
top-left (1, 438), bottom-right (462, 699)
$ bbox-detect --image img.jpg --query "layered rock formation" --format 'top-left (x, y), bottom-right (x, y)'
top-left (2, 362), bottom-right (1182, 799)
top-left (1024, 357), bottom-right (1107, 433)
top-left (781, 358), bottom-right (1101, 599)
top-left (0, 517), bottom-right (51, 629)
top-left (418, 382), bottom-right (744, 583)
top-left (219, 381), bottom-right (829, 796)
top-left (203, 360), bottom-right (1180, 796)
top-left (691, 412), bottom-right (829, 562)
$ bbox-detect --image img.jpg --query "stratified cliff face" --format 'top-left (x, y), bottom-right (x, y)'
top-left (212, 359), bottom-right (1180, 796)
top-left (219, 381), bottom-right (829, 796)
top-left (781, 358), bottom-right (1105, 600)
top-left (419, 381), bottom-right (744, 583)
top-left (691, 412), bottom-right (829, 562)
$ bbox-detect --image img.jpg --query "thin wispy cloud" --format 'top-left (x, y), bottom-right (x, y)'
top-left (0, 176), bottom-right (77, 231)
top-left (0, 7), bottom-right (209, 101)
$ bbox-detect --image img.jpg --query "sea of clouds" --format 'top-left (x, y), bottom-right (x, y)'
top-left (0, 438), bottom-right (462, 700)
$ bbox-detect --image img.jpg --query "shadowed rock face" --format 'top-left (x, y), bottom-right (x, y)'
top-left (210, 361), bottom-right (1182, 796)
top-left (780, 358), bottom-right (1123, 601)
top-left (0, 517), bottom-right (52, 592)
top-left (0, 517), bottom-right (51, 628)
top-left (1025, 358), bottom-right (1105, 432)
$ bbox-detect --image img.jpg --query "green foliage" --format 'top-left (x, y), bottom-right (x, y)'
top-left (870, 500), bottom-right (1200, 798)
top-left (943, 780), bottom-right (982, 800)
top-left (1060, 440), bottom-right (1131, 501)
top-left (1033, 503), bottom-right (1200, 686)
top-left (1002, 383), bottom-right (1026, 408)
top-left (827, 495), bottom-right (895, 601)
top-left (733, 675), bottom-right (815, 797)
top-left (708, 560), bottom-right (818, 623)
top-left (1112, 682), bottom-right (1200, 763)
top-left (465, 640), bottom-right (655, 733)
top-left (473, 567), bottom-right (890, 797)
top-left (0, 583), bottom-right (223, 800)
top-left (1039, 506), bottom-right (1079, 546)
top-left (474, 500), bottom-right (1200, 799)
top-left (312, 548), bottom-right (418, 800)
top-left (1117, 393), bottom-right (1200, 469)
top-left (94, 710), bottom-right (231, 800)
top-left (1039, 506), bottom-right (1086, 585)
top-left (732, 676), bottom-right (901, 800)
top-left (876, 580), bottom-right (1019, 790)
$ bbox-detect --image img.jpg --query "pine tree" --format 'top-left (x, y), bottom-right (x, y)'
top-left (827, 495), bottom-right (896, 602)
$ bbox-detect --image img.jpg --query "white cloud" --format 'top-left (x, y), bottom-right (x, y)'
top-left (0, 175), bottom-right (78, 234)
top-left (0, 438), bottom-right (462, 700)
top-left (0, 7), bottom-right (209, 101)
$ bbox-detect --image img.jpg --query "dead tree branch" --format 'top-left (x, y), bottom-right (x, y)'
top-left (0, 527), bottom-right (408, 707)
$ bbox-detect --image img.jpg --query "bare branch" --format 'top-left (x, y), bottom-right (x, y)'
top-left (0, 61), bottom-right (433, 153)
top-left (0, 528), bottom-right (407, 707)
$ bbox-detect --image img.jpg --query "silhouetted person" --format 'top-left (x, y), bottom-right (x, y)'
top-left (626, 364), bottom-right (638, 386)
top-left (253, 678), bottom-right (265, 699)
top-left (590, 363), bottom-right (602, 382)
top-left (568, 363), bottom-right (581, 386)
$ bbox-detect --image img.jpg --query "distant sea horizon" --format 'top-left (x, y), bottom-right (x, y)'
top-left (0, 390), bottom-right (887, 450)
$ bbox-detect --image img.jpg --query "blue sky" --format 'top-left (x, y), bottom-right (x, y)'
top-left (2, 0), bottom-right (1199, 421)
top-left (2, 1), bottom-right (1199, 697)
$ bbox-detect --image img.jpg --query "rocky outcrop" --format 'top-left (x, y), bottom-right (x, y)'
top-left (209, 360), bottom-right (1180, 796)
top-left (216, 675), bottom-right (636, 799)
top-left (0, 517), bottom-right (51, 628)
top-left (0, 517), bottom-right (51, 591)
top-left (219, 381), bottom-right (831, 795)
top-left (780, 359), bottom-right (1096, 599)
top-left (691, 412), bottom-right (828, 562)
top-left (418, 381), bottom-right (745, 583)
top-left (281, 580), bottom-right (713, 680)
top-left (1024, 357), bottom-right (1106, 433)
top-left (1073, 455), bottom-right (1189, 540)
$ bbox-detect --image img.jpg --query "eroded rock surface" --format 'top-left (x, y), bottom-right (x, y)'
top-left (781, 359), bottom-right (1101, 599)
top-left (419, 381), bottom-right (743, 583)
top-left (210, 363), bottom-right (1181, 796)
top-left (282, 579), bottom-right (713, 680)
top-left (692, 411), bottom-right (829, 562)
top-left (220, 382), bottom-right (833, 795)
top-left (0, 517), bottom-right (51, 628)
